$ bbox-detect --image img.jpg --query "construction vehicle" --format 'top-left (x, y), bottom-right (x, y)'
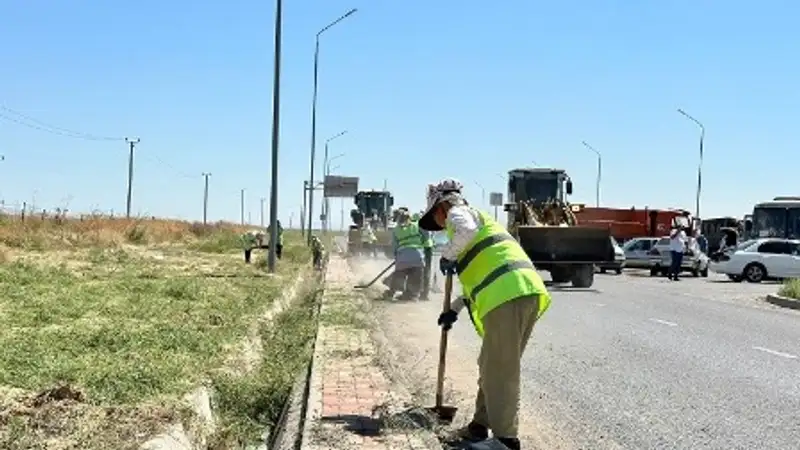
top-left (503, 168), bottom-right (614, 288)
top-left (347, 190), bottom-right (395, 257)
top-left (572, 206), bottom-right (693, 242)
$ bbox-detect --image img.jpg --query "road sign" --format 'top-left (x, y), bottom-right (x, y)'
top-left (489, 192), bottom-right (503, 206)
top-left (324, 175), bottom-right (359, 198)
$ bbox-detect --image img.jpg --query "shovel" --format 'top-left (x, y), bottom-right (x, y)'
top-left (354, 261), bottom-right (396, 289)
top-left (426, 273), bottom-right (458, 423)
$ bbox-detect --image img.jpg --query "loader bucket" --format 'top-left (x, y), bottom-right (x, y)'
top-left (516, 226), bottom-right (615, 263)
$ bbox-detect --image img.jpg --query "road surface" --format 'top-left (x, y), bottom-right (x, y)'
top-left (353, 255), bottom-right (800, 449)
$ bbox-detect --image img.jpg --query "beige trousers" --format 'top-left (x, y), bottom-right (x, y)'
top-left (472, 295), bottom-right (540, 439)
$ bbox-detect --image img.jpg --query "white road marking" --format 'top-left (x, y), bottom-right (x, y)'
top-left (752, 346), bottom-right (798, 359)
top-left (593, 302), bottom-right (606, 307)
top-left (649, 318), bottom-right (678, 327)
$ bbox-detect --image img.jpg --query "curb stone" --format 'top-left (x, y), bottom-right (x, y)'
top-left (765, 293), bottom-right (800, 310)
top-left (140, 271), bottom-right (308, 450)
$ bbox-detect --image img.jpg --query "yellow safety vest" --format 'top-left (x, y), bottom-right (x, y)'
top-left (394, 223), bottom-right (424, 249)
top-left (446, 207), bottom-right (551, 337)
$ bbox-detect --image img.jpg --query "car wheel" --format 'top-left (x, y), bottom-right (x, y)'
top-left (743, 263), bottom-right (767, 283)
top-left (700, 268), bottom-right (709, 277)
top-left (615, 268), bottom-right (622, 275)
top-left (650, 266), bottom-right (660, 276)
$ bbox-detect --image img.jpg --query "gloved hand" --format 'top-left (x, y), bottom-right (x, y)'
top-left (439, 257), bottom-right (458, 276)
top-left (437, 309), bottom-right (458, 330)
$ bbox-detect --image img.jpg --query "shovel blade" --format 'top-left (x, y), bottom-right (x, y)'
top-left (425, 405), bottom-right (458, 424)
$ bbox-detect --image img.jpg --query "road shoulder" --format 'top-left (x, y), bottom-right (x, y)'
top-left (300, 255), bottom-right (441, 450)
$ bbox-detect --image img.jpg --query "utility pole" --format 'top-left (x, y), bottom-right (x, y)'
top-left (301, 182), bottom-right (307, 237)
top-left (240, 189), bottom-right (245, 225)
top-left (677, 108), bottom-right (705, 219)
top-left (267, 0), bottom-right (284, 272)
top-left (581, 141), bottom-right (602, 207)
top-left (260, 197), bottom-right (266, 227)
top-left (125, 138), bottom-right (140, 218)
top-left (202, 172), bottom-right (211, 225)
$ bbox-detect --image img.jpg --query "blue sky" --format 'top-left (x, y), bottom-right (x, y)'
top-left (1, 1), bottom-right (798, 228)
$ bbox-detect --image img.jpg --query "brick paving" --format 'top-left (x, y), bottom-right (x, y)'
top-left (301, 256), bottom-right (441, 450)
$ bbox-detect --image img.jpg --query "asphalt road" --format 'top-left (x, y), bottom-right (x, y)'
top-left (379, 262), bottom-right (799, 449)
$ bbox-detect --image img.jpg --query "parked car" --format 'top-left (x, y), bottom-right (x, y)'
top-left (709, 238), bottom-right (800, 282)
top-left (648, 236), bottom-right (709, 277)
top-left (621, 237), bottom-right (660, 269)
top-left (598, 237), bottom-right (626, 274)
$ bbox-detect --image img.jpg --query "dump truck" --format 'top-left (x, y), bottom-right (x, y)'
top-left (503, 168), bottom-right (615, 288)
top-left (347, 190), bottom-right (395, 257)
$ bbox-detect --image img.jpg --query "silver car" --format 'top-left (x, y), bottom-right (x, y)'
top-left (622, 237), bottom-right (660, 269)
top-left (648, 236), bottom-right (710, 277)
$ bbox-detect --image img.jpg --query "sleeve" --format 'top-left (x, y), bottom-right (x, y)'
top-left (391, 231), bottom-right (399, 254)
top-left (440, 206), bottom-right (480, 260)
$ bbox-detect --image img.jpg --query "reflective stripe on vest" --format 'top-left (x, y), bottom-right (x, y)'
top-left (394, 224), bottom-right (424, 249)
top-left (446, 207), bottom-right (551, 337)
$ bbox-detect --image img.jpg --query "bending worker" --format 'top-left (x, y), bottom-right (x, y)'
top-left (417, 178), bottom-right (551, 450)
top-left (382, 208), bottom-right (426, 300)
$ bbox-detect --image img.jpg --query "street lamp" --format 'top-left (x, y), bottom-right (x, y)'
top-left (306, 8), bottom-right (358, 245)
top-left (322, 149), bottom-right (345, 233)
top-left (266, 0), bottom-right (283, 272)
top-left (677, 108), bottom-right (705, 219)
top-left (581, 141), bottom-right (601, 207)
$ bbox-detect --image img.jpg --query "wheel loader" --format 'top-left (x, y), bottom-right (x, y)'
top-left (503, 168), bottom-right (615, 288)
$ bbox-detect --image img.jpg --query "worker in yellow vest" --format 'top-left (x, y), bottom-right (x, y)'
top-left (417, 178), bottom-right (551, 450)
top-left (382, 209), bottom-right (426, 300)
top-left (414, 211), bottom-right (436, 300)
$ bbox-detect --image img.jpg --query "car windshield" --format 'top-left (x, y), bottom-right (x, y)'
top-left (657, 238), bottom-right (670, 246)
top-left (622, 239), bottom-right (640, 250)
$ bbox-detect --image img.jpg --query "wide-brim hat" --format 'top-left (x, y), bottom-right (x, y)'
top-left (419, 191), bottom-right (460, 231)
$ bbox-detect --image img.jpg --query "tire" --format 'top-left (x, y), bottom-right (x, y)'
top-left (650, 266), bottom-right (660, 277)
top-left (743, 263), bottom-right (767, 283)
top-left (700, 268), bottom-right (709, 277)
top-left (599, 268), bottom-right (607, 274)
top-left (615, 268), bottom-right (622, 275)
top-left (692, 269), bottom-right (699, 277)
top-left (571, 265), bottom-right (594, 288)
top-left (550, 267), bottom-right (571, 283)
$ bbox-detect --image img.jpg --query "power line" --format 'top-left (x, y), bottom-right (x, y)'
top-left (0, 105), bottom-right (124, 141)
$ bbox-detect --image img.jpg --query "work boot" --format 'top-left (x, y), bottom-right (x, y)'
top-left (467, 437), bottom-right (520, 450)
top-left (450, 421), bottom-right (489, 443)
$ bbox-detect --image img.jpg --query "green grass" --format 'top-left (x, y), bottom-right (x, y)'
top-left (778, 278), bottom-right (800, 300)
top-left (0, 230), bottom-right (316, 449)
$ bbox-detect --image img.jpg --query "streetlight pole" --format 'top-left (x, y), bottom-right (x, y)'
top-left (266, 0), bottom-right (284, 272)
top-left (306, 8), bottom-right (358, 245)
top-left (322, 130), bottom-right (347, 233)
top-left (677, 108), bottom-right (705, 219)
top-left (124, 137), bottom-right (140, 218)
top-left (202, 172), bottom-right (211, 225)
top-left (581, 141), bottom-right (601, 207)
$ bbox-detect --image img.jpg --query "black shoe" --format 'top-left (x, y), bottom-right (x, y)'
top-left (454, 421), bottom-right (489, 442)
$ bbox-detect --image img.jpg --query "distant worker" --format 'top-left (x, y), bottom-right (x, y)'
top-left (241, 229), bottom-right (266, 264)
top-left (361, 221), bottom-right (378, 257)
top-left (668, 224), bottom-right (687, 281)
top-left (419, 178), bottom-right (551, 450)
top-left (416, 212), bottom-right (435, 300)
top-left (311, 235), bottom-right (325, 270)
top-left (266, 220), bottom-right (284, 259)
top-left (382, 209), bottom-right (426, 300)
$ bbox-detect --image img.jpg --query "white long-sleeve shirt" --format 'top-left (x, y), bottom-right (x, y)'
top-left (440, 205), bottom-right (480, 261)
top-left (440, 205), bottom-right (480, 316)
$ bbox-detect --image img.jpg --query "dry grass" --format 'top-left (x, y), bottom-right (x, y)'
top-left (0, 216), bottom-right (322, 449)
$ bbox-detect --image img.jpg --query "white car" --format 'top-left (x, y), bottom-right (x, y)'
top-left (648, 236), bottom-right (709, 277)
top-left (709, 238), bottom-right (800, 283)
top-left (622, 237), bottom-right (660, 269)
